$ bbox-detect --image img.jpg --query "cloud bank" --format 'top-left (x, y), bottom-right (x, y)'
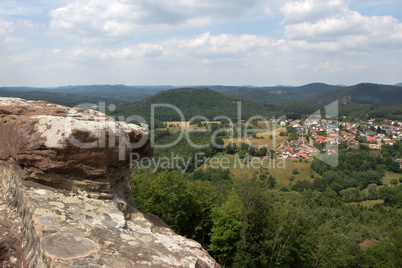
top-left (0, 0), bottom-right (401, 86)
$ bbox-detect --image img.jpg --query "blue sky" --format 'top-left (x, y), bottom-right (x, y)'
top-left (0, 0), bottom-right (401, 87)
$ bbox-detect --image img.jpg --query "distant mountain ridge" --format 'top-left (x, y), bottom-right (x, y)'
top-left (0, 83), bottom-right (341, 105)
top-left (1, 82), bottom-right (401, 108)
top-left (0, 85), bottom-right (173, 102)
top-left (219, 83), bottom-right (341, 104)
top-left (309, 83), bottom-right (402, 106)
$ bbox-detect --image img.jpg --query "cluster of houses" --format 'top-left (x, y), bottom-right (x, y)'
top-left (272, 118), bottom-right (402, 161)
top-left (277, 142), bottom-right (317, 160)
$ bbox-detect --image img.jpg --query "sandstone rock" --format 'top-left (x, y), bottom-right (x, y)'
top-left (0, 97), bottom-right (153, 198)
top-left (0, 97), bottom-right (152, 178)
top-left (0, 97), bottom-right (219, 267)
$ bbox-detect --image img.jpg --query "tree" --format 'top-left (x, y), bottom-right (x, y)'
top-left (208, 194), bottom-right (242, 267)
top-left (131, 169), bottom-right (218, 245)
top-left (267, 175), bottom-right (277, 189)
top-left (313, 228), bottom-right (373, 267)
top-left (339, 188), bottom-right (364, 203)
top-left (378, 185), bottom-right (402, 207)
top-left (368, 184), bottom-right (378, 200)
top-left (225, 141), bottom-right (236, 154)
top-left (248, 146), bottom-right (257, 156)
top-left (259, 146), bottom-right (268, 156)
top-left (268, 150), bottom-right (276, 159)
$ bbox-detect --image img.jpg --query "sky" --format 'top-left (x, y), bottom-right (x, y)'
top-left (0, 0), bottom-right (401, 87)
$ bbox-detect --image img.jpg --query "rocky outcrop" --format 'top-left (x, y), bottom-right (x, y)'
top-left (0, 98), bottom-right (219, 267)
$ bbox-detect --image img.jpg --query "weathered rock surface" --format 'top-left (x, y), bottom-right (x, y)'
top-left (0, 97), bottom-right (152, 178)
top-left (0, 98), bottom-right (219, 267)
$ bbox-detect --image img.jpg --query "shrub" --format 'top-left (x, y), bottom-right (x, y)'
top-left (292, 168), bottom-right (299, 175)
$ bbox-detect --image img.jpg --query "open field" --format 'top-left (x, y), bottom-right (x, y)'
top-left (383, 171), bottom-right (402, 186)
top-left (221, 126), bottom-right (288, 150)
top-left (164, 121), bottom-right (223, 128)
top-left (200, 154), bottom-right (319, 186)
top-left (164, 121), bottom-right (191, 128)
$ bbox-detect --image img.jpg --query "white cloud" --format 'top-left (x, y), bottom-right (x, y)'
top-left (281, 0), bottom-right (345, 25)
top-left (0, 0), bottom-right (39, 16)
top-left (0, 17), bottom-right (21, 49)
top-left (170, 32), bottom-right (283, 58)
top-left (56, 32), bottom-right (284, 62)
top-left (280, 0), bottom-right (402, 52)
top-left (0, 17), bottom-right (13, 35)
top-left (314, 61), bottom-right (343, 72)
top-left (49, 0), bottom-right (267, 41)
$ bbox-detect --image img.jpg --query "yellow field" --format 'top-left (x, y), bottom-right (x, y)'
top-left (164, 121), bottom-right (223, 129)
top-left (164, 121), bottom-right (190, 128)
top-left (200, 154), bottom-right (318, 187)
top-left (221, 126), bottom-right (287, 150)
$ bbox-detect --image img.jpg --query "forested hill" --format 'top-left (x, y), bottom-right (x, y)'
top-left (310, 83), bottom-right (402, 106)
top-left (113, 87), bottom-right (275, 122)
top-left (219, 83), bottom-right (341, 104)
top-left (0, 85), bottom-right (171, 102)
top-left (0, 89), bottom-right (128, 107)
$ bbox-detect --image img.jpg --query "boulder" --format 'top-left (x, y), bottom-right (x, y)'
top-left (0, 97), bottom-right (152, 178)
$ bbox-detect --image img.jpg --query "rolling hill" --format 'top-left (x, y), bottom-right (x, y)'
top-left (309, 83), bottom-right (402, 106)
top-left (112, 87), bottom-right (276, 122)
top-left (219, 83), bottom-right (341, 104)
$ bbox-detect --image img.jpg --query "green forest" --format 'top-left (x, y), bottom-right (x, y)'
top-left (131, 167), bottom-right (401, 267)
top-left (130, 129), bottom-right (402, 267)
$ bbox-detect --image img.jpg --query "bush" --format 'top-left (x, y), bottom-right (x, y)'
top-left (280, 187), bottom-right (289, 192)
top-left (390, 178), bottom-right (398, 185)
top-left (289, 176), bottom-right (295, 182)
top-left (292, 168), bottom-right (299, 175)
top-left (399, 177), bottom-right (402, 183)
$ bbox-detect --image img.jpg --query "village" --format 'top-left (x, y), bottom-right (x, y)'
top-left (272, 118), bottom-right (402, 168)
